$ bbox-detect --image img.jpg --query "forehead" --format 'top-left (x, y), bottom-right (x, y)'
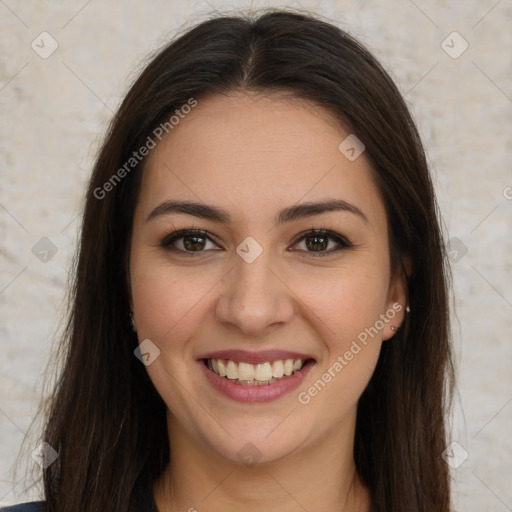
top-left (137, 92), bottom-right (386, 230)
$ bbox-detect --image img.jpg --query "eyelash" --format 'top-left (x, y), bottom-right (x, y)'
top-left (159, 225), bottom-right (353, 257)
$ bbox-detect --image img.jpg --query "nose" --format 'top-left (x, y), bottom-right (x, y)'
top-left (215, 245), bottom-right (295, 338)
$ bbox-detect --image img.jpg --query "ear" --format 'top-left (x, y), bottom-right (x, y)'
top-left (382, 255), bottom-right (411, 341)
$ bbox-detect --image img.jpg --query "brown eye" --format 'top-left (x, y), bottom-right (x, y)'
top-left (305, 234), bottom-right (329, 252)
top-left (160, 228), bottom-right (352, 257)
top-left (292, 229), bottom-right (352, 256)
top-left (161, 229), bottom-right (219, 253)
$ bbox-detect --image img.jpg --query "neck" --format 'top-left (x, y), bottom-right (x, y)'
top-left (153, 410), bottom-right (371, 512)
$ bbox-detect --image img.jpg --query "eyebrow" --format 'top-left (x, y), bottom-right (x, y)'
top-left (145, 198), bottom-right (369, 225)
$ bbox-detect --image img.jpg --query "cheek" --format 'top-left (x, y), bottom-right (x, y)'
top-left (294, 267), bottom-right (388, 419)
top-left (294, 261), bottom-right (390, 347)
top-left (132, 277), bottom-right (185, 339)
top-left (291, 260), bottom-right (389, 412)
top-left (129, 258), bottom-right (213, 410)
top-left (130, 252), bottom-right (219, 347)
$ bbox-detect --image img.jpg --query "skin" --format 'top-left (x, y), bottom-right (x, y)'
top-left (128, 91), bottom-right (407, 512)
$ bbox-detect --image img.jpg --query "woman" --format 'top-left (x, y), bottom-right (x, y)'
top-left (5, 8), bottom-right (454, 512)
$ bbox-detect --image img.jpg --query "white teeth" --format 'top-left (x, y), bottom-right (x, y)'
top-left (255, 362), bottom-right (273, 381)
top-left (217, 359), bottom-right (227, 377)
top-left (283, 359), bottom-right (293, 376)
top-left (238, 362), bottom-right (255, 380)
top-left (206, 357), bottom-right (308, 384)
top-left (226, 360), bottom-right (238, 379)
top-left (272, 360), bottom-right (284, 378)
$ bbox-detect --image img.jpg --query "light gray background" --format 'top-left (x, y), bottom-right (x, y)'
top-left (1, 0), bottom-right (511, 510)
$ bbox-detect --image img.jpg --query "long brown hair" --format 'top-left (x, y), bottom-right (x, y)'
top-left (21, 8), bottom-right (454, 511)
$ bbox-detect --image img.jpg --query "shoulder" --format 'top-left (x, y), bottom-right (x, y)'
top-left (0, 502), bottom-right (45, 512)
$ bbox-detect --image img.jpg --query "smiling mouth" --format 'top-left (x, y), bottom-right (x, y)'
top-left (204, 358), bottom-right (314, 386)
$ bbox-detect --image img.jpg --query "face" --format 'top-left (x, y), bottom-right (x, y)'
top-left (128, 92), bottom-right (406, 465)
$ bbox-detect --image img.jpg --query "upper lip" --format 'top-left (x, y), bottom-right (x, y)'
top-left (197, 349), bottom-right (315, 365)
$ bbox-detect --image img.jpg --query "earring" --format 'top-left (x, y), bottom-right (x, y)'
top-left (406, 305), bottom-right (411, 312)
top-left (390, 326), bottom-right (397, 332)
top-left (130, 312), bottom-right (137, 332)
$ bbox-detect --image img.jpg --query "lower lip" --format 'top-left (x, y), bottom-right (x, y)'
top-left (198, 359), bottom-right (315, 403)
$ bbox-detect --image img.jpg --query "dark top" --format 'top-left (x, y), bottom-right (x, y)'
top-left (0, 504), bottom-right (45, 512)
top-left (1, 481), bottom-right (159, 511)
top-left (1, 496), bottom-right (158, 511)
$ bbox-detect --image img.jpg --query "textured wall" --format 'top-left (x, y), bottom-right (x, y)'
top-left (1, 0), bottom-right (511, 510)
